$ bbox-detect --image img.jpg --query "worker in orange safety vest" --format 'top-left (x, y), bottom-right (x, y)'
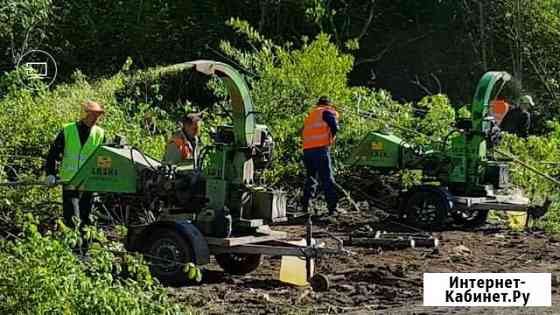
top-left (163, 113), bottom-right (202, 166)
top-left (301, 96), bottom-right (342, 216)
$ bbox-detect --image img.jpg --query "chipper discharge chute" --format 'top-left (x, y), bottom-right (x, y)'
top-left (62, 60), bottom-right (346, 287)
top-left (349, 71), bottom-right (549, 230)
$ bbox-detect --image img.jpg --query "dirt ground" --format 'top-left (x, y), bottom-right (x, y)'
top-left (169, 211), bottom-right (560, 315)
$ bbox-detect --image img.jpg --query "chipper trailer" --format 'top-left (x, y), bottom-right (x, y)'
top-left (17, 60), bottom-right (345, 287)
top-left (347, 71), bottom-right (550, 230)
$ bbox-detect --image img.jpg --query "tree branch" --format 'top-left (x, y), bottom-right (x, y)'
top-left (430, 73), bottom-right (442, 94)
top-left (411, 75), bottom-right (433, 96)
top-left (356, 0), bottom-right (375, 41)
top-left (527, 52), bottom-right (558, 102)
top-left (258, 0), bottom-right (268, 33)
top-left (355, 32), bottom-right (431, 66)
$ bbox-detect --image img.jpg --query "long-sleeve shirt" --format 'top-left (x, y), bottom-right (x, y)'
top-left (500, 108), bottom-right (531, 138)
top-left (45, 121), bottom-right (105, 176)
top-left (322, 110), bottom-right (338, 136)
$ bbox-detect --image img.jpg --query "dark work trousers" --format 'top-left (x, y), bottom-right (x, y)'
top-left (301, 147), bottom-right (338, 213)
top-left (62, 188), bottom-right (93, 228)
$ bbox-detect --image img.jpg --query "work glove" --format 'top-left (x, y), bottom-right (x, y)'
top-left (46, 175), bottom-right (57, 188)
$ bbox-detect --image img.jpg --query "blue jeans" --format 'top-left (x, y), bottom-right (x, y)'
top-left (301, 148), bottom-right (338, 212)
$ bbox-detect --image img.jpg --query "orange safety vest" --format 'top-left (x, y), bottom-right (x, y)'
top-left (169, 133), bottom-right (194, 160)
top-left (490, 99), bottom-right (510, 125)
top-left (302, 105), bottom-right (339, 150)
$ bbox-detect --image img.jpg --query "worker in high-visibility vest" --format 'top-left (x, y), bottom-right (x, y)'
top-left (163, 112), bottom-right (202, 166)
top-left (301, 96), bottom-right (342, 216)
top-left (45, 100), bottom-right (105, 228)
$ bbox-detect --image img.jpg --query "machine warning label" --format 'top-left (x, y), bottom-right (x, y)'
top-left (92, 156), bottom-right (118, 177)
top-left (423, 273), bottom-right (551, 307)
top-left (97, 156), bottom-right (112, 168)
top-left (371, 142), bottom-right (384, 151)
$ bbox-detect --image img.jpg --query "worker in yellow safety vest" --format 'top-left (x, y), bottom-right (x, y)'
top-left (45, 100), bottom-right (105, 228)
top-left (301, 96), bottom-right (342, 216)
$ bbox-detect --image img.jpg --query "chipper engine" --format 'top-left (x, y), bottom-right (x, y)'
top-left (62, 60), bottom-right (343, 286)
top-left (349, 71), bottom-right (548, 230)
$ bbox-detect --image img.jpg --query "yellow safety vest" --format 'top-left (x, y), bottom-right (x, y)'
top-left (60, 122), bottom-right (104, 183)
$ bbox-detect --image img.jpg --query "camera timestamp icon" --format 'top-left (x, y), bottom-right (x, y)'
top-left (24, 62), bottom-right (49, 79)
top-left (15, 49), bottom-right (58, 89)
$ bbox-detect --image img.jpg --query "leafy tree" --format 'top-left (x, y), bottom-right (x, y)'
top-left (219, 18), bottom-right (454, 183)
top-left (0, 0), bottom-right (53, 65)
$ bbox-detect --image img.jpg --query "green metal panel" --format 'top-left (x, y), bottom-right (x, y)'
top-left (447, 71), bottom-right (511, 192)
top-left (471, 71), bottom-right (512, 133)
top-left (351, 132), bottom-right (403, 169)
top-left (448, 135), bottom-right (467, 183)
top-left (206, 179), bottom-right (227, 209)
top-left (67, 146), bottom-right (160, 193)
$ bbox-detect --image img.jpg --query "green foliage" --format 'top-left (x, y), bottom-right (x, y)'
top-left (220, 20), bottom-right (456, 182)
top-left (500, 125), bottom-right (560, 233)
top-left (0, 0), bottom-right (53, 64)
top-left (0, 214), bottom-right (188, 315)
top-left (457, 105), bottom-right (472, 119)
top-left (415, 94), bottom-right (455, 140)
top-left (222, 19), bottom-right (356, 180)
top-left (0, 62), bottom-right (175, 228)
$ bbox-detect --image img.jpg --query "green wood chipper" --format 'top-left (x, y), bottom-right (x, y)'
top-left (59, 60), bottom-right (344, 287)
top-left (347, 71), bottom-right (550, 230)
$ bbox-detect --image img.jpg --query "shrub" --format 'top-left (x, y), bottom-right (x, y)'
top-left (0, 214), bottom-right (188, 315)
top-left (500, 124), bottom-right (560, 234)
top-left (219, 18), bottom-right (456, 184)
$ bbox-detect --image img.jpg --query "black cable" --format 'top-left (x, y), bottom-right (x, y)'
top-left (131, 146), bottom-right (159, 172)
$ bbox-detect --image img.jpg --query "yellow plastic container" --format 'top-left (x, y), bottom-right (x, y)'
top-left (279, 239), bottom-right (314, 286)
top-left (506, 211), bottom-right (527, 230)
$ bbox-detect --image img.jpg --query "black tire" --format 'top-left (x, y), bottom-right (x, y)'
top-left (215, 253), bottom-right (262, 275)
top-left (404, 188), bottom-right (449, 231)
top-left (452, 210), bottom-right (489, 228)
top-left (142, 228), bottom-right (194, 286)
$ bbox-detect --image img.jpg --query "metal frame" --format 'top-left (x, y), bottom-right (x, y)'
top-left (206, 228), bottom-right (345, 258)
top-left (453, 196), bottom-right (529, 212)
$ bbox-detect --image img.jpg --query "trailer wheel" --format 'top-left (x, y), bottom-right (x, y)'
top-left (404, 189), bottom-right (449, 230)
top-left (452, 210), bottom-right (489, 228)
top-left (142, 228), bottom-right (194, 287)
top-left (215, 253), bottom-right (261, 275)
